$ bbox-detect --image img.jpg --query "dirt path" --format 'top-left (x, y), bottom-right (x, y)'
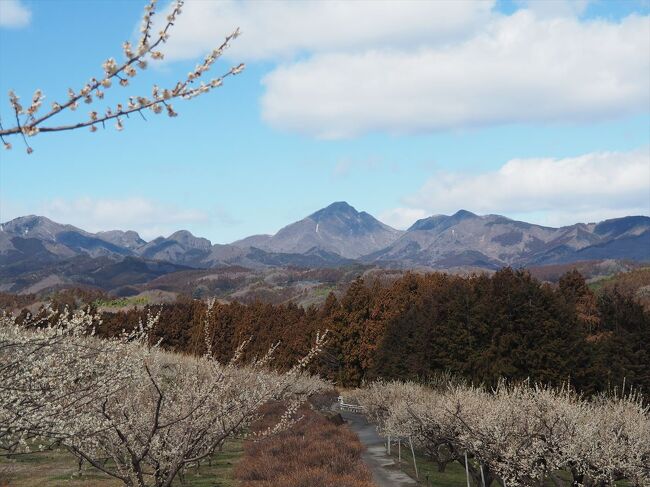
top-left (339, 410), bottom-right (417, 487)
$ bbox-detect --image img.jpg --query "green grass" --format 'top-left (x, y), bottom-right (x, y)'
top-left (0, 440), bottom-right (242, 487)
top-left (588, 274), bottom-right (616, 293)
top-left (93, 296), bottom-right (149, 308)
top-left (386, 445), bottom-right (468, 487)
top-left (313, 285), bottom-right (337, 297)
top-left (386, 444), bottom-right (631, 487)
top-left (587, 265), bottom-right (650, 293)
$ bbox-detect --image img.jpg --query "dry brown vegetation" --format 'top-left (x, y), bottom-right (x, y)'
top-left (527, 260), bottom-right (641, 283)
top-left (592, 266), bottom-right (650, 310)
top-left (236, 399), bottom-right (375, 487)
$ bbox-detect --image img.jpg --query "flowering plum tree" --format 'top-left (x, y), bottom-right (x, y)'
top-left (354, 380), bottom-right (650, 486)
top-left (0, 0), bottom-right (244, 154)
top-left (0, 305), bottom-right (329, 487)
top-left (566, 392), bottom-right (650, 486)
top-left (0, 306), bottom-right (158, 454)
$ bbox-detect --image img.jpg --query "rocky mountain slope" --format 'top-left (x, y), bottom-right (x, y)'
top-left (232, 201), bottom-right (403, 258)
top-left (1, 204), bottom-right (648, 294)
top-left (366, 210), bottom-right (650, 269)
top-left (1, 215), bottom-right (134, 262)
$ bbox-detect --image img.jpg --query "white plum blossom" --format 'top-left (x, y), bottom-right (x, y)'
top-left (0, 305), bottom-right (329, 487)
top-left (355, 380), bottom-right (650, 486)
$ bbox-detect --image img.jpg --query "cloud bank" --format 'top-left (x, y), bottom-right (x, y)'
top-left (40, 197), bottom-right (209, 240)
top-left (381, 148), bottom-right (650, 229)
top-left (261, 12), bottom-right (649, 138)
top-left (155, 0), bottom-right (649, 137)
top-left (156, 0), bottom-right (494, 62)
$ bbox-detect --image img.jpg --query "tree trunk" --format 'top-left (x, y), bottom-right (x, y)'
top-left (457, 455), bottom-right (484, 485)
top-left (570, 466), bottom-right (584, 487)
top-left (482, 466), bottom-right (495, 487)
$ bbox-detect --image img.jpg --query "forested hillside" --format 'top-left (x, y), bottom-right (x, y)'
top-left (24, 268), bottom-right (648, 396)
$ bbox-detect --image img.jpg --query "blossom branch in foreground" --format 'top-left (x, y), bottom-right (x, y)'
top-left (1, 0), bottom-right (245, 154)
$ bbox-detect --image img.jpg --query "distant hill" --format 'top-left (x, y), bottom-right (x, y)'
top-left (365, 211), bottom-right (650, 269)
top-left (1, 204), bottom-right (648, 294)
top-left (0, 253), bottom-right (189, 295)
top-left (138, 230), bottom-right (213, 267)
top-left (589, 266), bottom-right (650, 311)
top-left (1, 215), bottom-right (135, 263)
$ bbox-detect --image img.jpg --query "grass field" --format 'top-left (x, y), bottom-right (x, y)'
top-left (386, 445), bottom-right (471, 487)
top-left (0, 432), bottom-right (636, 487)
top-left (93, 296), bottom-right (150, 309)
top-left (385, 444), bottom-right (632, 487)
top-left (0, 440), bottom-right (242, 487)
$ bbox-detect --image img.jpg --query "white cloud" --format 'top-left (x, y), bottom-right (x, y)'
top-left (0, 0), bottom-right (31, 28)
top-left (40, 197), bottom-right (209, 240)
top-left (380, 207), bottom-right (429, 230)
top-left (261, 12), bottom-right (650, 137)
top-left (155, 0), bottom-right (494, 62)
top-left (388, 148), bottom-right (650, 228)
top-left (150, 1), bottom-right (648, 137)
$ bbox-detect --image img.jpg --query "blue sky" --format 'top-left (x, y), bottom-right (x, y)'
top-left (0, 0), bottom-right (648, 243)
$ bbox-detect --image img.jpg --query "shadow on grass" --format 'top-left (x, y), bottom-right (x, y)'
top-left (0, 440), bottom-right (242, 487)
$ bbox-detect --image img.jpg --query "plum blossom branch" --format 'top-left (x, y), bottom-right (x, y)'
top-left (1, 0), bottom-right (245, 154)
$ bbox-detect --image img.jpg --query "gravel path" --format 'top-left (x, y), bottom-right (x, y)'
top-left (339, 409), bottom-right (417, 487)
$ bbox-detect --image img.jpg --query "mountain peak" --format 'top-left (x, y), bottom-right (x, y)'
top-left (452, 209), bottom-right (477, 219)
top-left (168, 230), bottom-right (212, 250)
top-left (96, 229), bottom-right (146, 250)
top-left (310, 201), bottom-right (358, 220)
top-left (169, 229), bottom-right (197, 240)
top-left (327, 201), bottom-right (355, 211)
top-left (243, 202), bottom-right (401, 259)
top-left (1, 215), bottom-right (81, 240)
top-left (408, 210), bottom-right (478, 232)
top-left (408, 215), bottom-right (447, 232)
top-left (3, 214), bottom-right (56, 228)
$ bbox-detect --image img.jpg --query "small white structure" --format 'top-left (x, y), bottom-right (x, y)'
top-left (337, 396), bottom-right (365, 413)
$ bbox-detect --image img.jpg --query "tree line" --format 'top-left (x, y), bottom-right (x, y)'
top-left (31, 267), bottom-right (650, 395)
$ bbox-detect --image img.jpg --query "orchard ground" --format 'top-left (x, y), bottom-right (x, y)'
top-left (0, 440), bottom-right (241, 487)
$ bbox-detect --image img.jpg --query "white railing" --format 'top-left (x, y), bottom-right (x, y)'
top-left (337, 396), bottom-right (365, 413)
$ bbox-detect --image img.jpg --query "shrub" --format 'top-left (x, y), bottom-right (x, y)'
top-left (236, 401), bottom-right (375, 487)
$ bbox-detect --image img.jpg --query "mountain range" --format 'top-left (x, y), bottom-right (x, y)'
top-left (1, 202), bottom-right (648, 294)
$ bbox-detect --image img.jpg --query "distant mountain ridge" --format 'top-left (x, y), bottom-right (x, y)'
top-left (366, 210), bottom-right (649, 269)
top-left (1, 204), bottom-right (648, 293)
